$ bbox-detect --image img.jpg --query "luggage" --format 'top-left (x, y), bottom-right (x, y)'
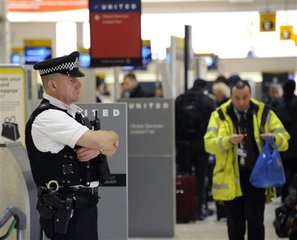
top-left (176, 175), bottom-right (197, 223)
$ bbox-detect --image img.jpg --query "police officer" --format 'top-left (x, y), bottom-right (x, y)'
top-left (204, 80), bottom-right (290, 240)
top-left (25, 51), bottom-right (119, 240)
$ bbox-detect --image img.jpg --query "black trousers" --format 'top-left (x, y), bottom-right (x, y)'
top-left (282, 157), bottom-right (297, 201)
top-left (224, 169), bottom-right (266, 240)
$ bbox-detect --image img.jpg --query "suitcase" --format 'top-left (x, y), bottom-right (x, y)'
top-left (176, 175), bottom-right (197, 223)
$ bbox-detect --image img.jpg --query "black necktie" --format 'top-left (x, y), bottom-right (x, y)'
top-left (238, 112), bottom-right (256, 169)
top-left (238, 112), bottom-right (246, 134)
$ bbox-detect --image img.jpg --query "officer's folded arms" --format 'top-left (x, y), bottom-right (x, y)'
top-left (76, 130), bottom-right (119, 161)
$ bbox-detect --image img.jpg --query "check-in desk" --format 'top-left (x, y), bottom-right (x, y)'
top-left (0, 142), bottom-right (39, 240)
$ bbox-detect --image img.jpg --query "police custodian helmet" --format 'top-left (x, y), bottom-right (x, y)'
top-left (33, 51), bottom-right (85, 77)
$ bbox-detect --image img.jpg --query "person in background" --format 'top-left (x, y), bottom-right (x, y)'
top-left (215, 75), bottom-right (229, 85)
top-left (25, 51), bottom-right (119, 240)
top-left (120, 72), bottom-right (151, 98)
top-left (204, 80), bottom-right (290, 240)
top-left (154, 82), bottom-right (163, 98)
top-left (272, 80), bottom-right (297, 202)
top-left (212, 80), bottom-right (230, 107)
top-left (95, 74), bottom-right (112, 103)
top-left (266, 83), bottom-right (283, 109)
top-left (95, 75), bottom-right (104, 103)
top-left (175, 78), bottom-right (216, 220)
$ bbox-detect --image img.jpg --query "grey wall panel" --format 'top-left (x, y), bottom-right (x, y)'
top-left (119, 98), bottom-right (175, 238)
top-left (128, 156), bottom-right (175, 238)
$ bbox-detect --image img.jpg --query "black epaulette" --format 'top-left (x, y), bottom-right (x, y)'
top-left (217, 109), bottom-right (225, 121)
top-left (260, 105), bottom-right (270, 134)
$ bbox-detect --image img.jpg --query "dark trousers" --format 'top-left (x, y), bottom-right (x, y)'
top-left (224, 169), bottom-right (266, 240)
top-left (282, 157), bottom-right (297, 201)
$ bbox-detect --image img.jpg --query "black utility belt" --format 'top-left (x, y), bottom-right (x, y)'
top-left (59, 186), bottom-right (99, 195)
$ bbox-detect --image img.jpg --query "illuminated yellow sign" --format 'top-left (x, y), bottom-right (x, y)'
top-left (24, 39), bottom-right (52, 47)
top-left (280, 26), bottom-right (294, 40)
top-left (260, 12), bottom-right (276, 32)
top-left (11, 47), bottom-right (23, 54)
top-left (142, 40), bottom-right (151, 47)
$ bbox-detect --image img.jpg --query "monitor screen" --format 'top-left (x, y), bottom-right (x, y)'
top-left (199, 55), bottom-right (218, 70)
top-left (288, 73), bottom-right (295, 81)
top-left (142, 46), bottom-right (152, 65)
top-left (80, 53), bottom-right (91, 68)
top-left (10, 53), bottom-right (22, 64)
top-left (24, 47), bottom-right (52, 64)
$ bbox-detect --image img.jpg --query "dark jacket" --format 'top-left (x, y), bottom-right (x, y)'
top-left (130, 85), bottom-right (151, 98)
top-left (175, 89), bottom-right (216, 142)
top-left (272, 81), bottom-right (297, 159)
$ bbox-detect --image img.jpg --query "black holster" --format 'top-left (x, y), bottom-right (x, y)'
top-left (37, 187), bottom-right (73, 236)
top-left (97, 154), bottom-right (110, 183)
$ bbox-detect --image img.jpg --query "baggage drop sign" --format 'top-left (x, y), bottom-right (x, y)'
top-left (89, 0), bottom-right (142, 67)
top-left (0, 66), bottom-right (26, 146)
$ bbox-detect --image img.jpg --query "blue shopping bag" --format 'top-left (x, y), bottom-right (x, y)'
top-left (249, 136), bottom-right (286, 188)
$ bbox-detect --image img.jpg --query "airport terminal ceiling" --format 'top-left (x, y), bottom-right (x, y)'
top-left (141, 0), bottom-right (297, 14)
top-left (2, 0), bottom-right (296, 65)
top-left (2, 0), bottom-right (297, 14)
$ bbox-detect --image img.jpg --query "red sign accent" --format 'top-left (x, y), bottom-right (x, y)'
top-left (8, 0), bottom-right (88, 12)
top-left (89, 0), bottom-right (142, 67)
top-left (90, 13), bottom-right (141, 58)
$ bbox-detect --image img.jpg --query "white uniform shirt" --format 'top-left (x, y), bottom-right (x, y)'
top-left (32, 93), bottom-right (89, 153)
top-left (32, 94), bottom-right (100, 187)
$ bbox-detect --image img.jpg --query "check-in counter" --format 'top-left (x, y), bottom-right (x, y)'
top-left (0, 142), bottom-right (40, 240)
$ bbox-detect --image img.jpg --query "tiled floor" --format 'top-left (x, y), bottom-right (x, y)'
top-left (132, 197), bottom-right (282, 240)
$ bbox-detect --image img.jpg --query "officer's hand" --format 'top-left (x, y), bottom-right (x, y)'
top-left (99, 131), bottom-right (119, 157)
top-left (230, 134), bottom-right (244, 145)
top-left (76, 147), bottom-right (100, 162)
top-left (260, 133), bottom-right (275, 142)
top-left (77, 130), bottom-right (119, 157)
top-left (260, 133), bottom-right (274, 139)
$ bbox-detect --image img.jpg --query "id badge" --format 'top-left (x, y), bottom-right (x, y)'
top-left (237, 148), bottom-right (247, 158)
top-left (237, 148), bottom-right (247, 166)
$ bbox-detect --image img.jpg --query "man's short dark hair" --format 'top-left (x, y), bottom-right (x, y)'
top-left (192, 78), bottom-right (207, 91)
top-left (231, 80), bottom-right (251, 94)
top-left (124, 72), bottom-right (137, 81)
